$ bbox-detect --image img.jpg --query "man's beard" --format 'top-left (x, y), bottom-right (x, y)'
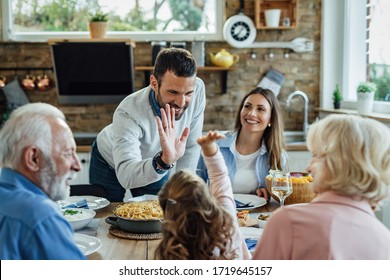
top-left (156, 88), bottom-right (187, 120)
top-left (39, 158), bottom-right (73, 201)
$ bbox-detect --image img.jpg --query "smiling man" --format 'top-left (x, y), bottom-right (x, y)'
top-left (90, 48), bottom-right (206, 201)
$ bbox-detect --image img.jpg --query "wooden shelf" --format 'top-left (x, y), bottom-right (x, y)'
top-left (134, 66), bottom-right (236, 71)
top-left (48, 38), bottom-right (136, 47)
top-left (255, 0), bottom-right (298, 29)
top-left (135, 66), bottom-right (237, 93)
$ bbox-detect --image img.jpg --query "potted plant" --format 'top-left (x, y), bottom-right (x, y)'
top-left (88, 10), bottom-right (109, 39)
top-left (332, 84), bottom-right (342, 109)
top-left (356, 81), bottom-right (377, 115)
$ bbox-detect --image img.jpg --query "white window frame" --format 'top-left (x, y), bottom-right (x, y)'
top-left (321, 0), bottom-right (389, 114)
top-left (1, 0), bottom-right (224, 42)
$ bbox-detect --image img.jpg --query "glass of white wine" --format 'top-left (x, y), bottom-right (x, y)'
top-left (271, 173), bottom-right (293, 207)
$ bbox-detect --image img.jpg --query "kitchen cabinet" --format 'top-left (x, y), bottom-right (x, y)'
top-left (286, 151), bottom-right (311, 172)
top-left (73, 152), bottom-right (91, 185)
top-left (134, 66), bottom-right (236, 94)
top-left (254, 0), bottom-right (298, 29)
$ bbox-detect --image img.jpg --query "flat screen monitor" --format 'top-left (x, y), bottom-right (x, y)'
top-left (50, 41), bottom-right (134, 104)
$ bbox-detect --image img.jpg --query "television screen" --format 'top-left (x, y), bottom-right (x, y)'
top-left (50, 41), bottom-right (134, 104)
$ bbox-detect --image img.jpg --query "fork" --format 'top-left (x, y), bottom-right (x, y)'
top-left (249, 37), bottom-right (314, 53)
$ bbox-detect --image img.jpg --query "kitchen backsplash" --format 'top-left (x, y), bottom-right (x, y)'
top-left (0, 0), bottom-right (321, 133)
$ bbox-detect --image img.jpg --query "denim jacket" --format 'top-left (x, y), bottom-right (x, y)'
top-left (197, 131), bottom-right (287, 193)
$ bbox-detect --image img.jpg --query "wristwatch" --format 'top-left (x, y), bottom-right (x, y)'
top-left (152, 151), bottom-right (174, 174)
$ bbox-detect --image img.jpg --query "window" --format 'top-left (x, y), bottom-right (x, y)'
top-left (368, 0), bottom-right (390, 102)
top-left (321, 0), bottom-right (390, 113)
top-left (1, 0), bottom-right (223, 42)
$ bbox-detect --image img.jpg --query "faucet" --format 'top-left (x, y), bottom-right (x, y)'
top-left (286, 91), bottom-right (309, 139)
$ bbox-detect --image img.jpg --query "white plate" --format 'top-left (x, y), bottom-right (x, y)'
top-left (240, 227), bottom-right (263, 239)
top-left (127, 194), bottom-right (158, 202)
top-left (74, 233), bottom-right (102, 256)
top-left (240, 227), bottom-right (263, 253)
top-left (60, 196), bottom-right (110, 210)
top-left (234, 194), bottom-right (267, 210)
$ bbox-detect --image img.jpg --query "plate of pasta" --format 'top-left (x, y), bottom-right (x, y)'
top-left (105, 195), bottom-right (163, 233)
top-left (115, 199), bottom-right (163, 221)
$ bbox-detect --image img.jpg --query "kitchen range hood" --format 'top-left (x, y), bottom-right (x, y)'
top-left (49, 40), bottom-right (135, 104)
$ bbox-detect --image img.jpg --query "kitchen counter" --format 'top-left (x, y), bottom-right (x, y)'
top-left (315, 108), bottom-right (390, 123)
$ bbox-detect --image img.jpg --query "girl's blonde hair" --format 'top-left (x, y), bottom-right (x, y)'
top-left (306, 114), bottom-right (390, 208)
top-left (155, 170), bottom-right (237, 260)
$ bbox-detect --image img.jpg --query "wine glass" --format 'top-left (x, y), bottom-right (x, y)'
top-left (271, 173), bottom-right (293, 207)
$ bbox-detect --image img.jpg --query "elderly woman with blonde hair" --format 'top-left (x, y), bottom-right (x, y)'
top-left (252, 114), bottom-right (390, 260)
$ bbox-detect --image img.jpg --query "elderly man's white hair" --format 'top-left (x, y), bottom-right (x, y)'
top-left (9, 102), bottom-right (65, 120)
top-left (0, 103), bottom-right (66, 168)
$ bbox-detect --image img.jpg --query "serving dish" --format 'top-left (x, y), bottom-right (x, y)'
top-left (62, 208), bottom-right (96, 230)
top-left (105, 216), bottom-right (162, 233)
top-left (265, 172), bottom-right (315, 205)
top-left (254, 212), bottom-right (272, 228)
top-left (106, 195), bottom-right (163, 233)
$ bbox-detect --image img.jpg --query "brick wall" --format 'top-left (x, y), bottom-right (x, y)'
top-left (0, 0), bottom-right (321, 132)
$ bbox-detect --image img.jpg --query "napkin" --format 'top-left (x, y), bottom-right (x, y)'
top-left (245, 238), bottom-right (258, 251)
top-left (63, 199), bottom-right (89, 209)
top-left (235, 199), bottom-right (254, 208)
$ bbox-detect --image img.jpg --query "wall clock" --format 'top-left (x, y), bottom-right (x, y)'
top-left (223, 0), bottom-right (257, 48)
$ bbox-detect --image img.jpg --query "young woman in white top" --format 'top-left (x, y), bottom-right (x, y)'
top-left (197, 87), bottom-right (287, 200)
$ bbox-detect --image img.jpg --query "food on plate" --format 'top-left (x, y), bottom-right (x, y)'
top-left (62, 209), bottom-right (92, 221)
top-left (237, 210), bottom-right (249, 226)
top-left (257, 213), bottom-right (271, 228)
top-left (237, 210), bottom-right (249, 219)
top-left (258, 213), bottom-right (271, 221)
top-left (266, 170), bottom-right (313, 184)
top-left (62, 208), bottom-right (96, 230)
top-left (115, 200), bottom-right (163, 220)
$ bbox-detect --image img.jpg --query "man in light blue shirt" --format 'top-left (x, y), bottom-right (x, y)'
top-left (0, 103), bottom-right (85, 260)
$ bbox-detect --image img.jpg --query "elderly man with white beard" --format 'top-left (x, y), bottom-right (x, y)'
top-left (0, 103), bottom-right (85, 259)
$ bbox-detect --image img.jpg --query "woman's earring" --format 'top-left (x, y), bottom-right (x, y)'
top-left (268, 123), bottom-right (271, 127)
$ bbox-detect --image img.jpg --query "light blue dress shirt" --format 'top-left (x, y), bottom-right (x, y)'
top-left (0, 168), bottom-right (85, 260)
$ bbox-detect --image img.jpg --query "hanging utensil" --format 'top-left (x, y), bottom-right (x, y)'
top-left (250, 37), bottom-right (314, 53)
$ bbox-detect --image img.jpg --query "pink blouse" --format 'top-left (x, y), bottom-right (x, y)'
top-left (203, 149), bottom-right (251, 260)
top-left (252, 191), bottom-right (390, 260)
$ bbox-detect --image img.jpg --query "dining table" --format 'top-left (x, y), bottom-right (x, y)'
top-left (86, 199), bottom-right (280, 260)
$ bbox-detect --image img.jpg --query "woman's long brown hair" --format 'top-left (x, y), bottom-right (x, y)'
top-left (234, 87), bottom-right (285, 170)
